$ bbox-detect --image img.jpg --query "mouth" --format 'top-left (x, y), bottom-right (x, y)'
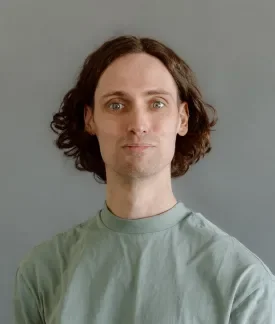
top-left (123, 145), bottom-right (154, 152)
top-left (123, 143), bottom-right (155, 147)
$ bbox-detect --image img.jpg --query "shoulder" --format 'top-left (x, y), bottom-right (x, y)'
top-left (14, 217), bottom-right (97, 321)
top-left (16, 217), bottom-right (95, 285)
top-left (186, 208), bottom-right (275, 310)
top-left (186, 208), bottom-right (275, 281)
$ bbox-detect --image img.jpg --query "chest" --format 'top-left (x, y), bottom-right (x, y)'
top-left (47, 258), bottom-right (231, 324)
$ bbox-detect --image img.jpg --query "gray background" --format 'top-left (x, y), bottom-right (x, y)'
top-left (1, 0), bottom-right (274, 322)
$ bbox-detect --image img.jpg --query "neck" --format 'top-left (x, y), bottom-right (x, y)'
top-left (105, 168), bottom-right (177, 220)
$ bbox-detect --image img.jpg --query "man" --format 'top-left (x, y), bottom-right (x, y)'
top-left (14, 35), bottom-right (275, 323)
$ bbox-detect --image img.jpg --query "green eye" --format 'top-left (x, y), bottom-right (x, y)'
top-left (109, 102), bottom-right (124, 110)
top-left (153, 101), bottom-right (165, 109)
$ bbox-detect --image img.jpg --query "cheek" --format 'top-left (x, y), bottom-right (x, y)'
top-left (154, 118), bottom-right (178, 138)
top-left (98, 119), bottom-right (121, 137)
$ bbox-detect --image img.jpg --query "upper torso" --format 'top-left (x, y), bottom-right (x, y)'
top-left (14, 201), bottom-right (275, 324)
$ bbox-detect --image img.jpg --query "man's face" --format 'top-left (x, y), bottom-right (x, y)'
top-left (85, 53), bottom-right (188, 180)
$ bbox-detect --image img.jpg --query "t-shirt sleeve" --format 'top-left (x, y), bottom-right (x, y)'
top-left (13, 266), bottom-right (44, 324)
top-left (229, 275), bottom-right (275, 323)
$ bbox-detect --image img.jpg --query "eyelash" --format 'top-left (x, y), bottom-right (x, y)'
top-left (107, 100), bottom-right (166, 111)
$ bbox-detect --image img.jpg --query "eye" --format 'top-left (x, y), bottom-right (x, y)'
top-left (152, 101), bottom-right (165, 109)
top-left (109, 102), bottom-right (124, 111)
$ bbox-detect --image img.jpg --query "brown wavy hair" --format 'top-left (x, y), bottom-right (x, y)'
top-left (50, 35), bottom-right (218, 184)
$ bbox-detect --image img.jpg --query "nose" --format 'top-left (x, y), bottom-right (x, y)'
top-left (127, 108), bottom-right (149, 135)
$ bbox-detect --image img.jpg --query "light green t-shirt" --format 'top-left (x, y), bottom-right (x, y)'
top-left (14, 201), bottom-right (275, 323)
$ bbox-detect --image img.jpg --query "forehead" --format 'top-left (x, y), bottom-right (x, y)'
top-left (95, 53), bottom-right (178, 98)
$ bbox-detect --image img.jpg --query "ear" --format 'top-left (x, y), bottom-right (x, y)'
top-left (177, 102), bottom-right (189, 136)
top-left (84, 105), bottom-right (96, 135)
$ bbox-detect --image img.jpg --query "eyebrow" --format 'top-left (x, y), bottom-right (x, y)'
top-left (100, 89), bottom-right (173, 101)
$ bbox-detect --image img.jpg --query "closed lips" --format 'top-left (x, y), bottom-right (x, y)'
top-left (124, 144), bottom-right (154, 147)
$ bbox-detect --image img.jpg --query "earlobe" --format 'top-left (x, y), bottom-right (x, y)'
top-left (178, 124), bottom-right (188, 137)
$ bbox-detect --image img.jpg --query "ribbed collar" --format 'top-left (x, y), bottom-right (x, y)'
top-left (99, 200), bottom-right (191, 234)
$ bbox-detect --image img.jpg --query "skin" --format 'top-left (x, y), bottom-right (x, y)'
top-left (84, 53), bottom-right (189, 220)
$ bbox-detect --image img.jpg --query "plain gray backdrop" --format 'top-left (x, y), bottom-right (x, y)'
top-left (1, 0), bottom-right (274, 322)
